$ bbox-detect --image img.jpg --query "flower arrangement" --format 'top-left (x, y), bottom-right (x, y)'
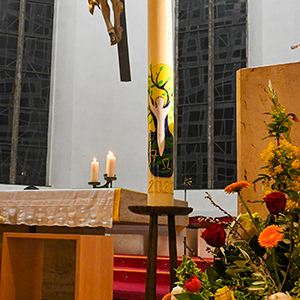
top-left (162, 82), bottom-right (300, 300)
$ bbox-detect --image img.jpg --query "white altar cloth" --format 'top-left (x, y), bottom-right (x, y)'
top-left (0, 189), bottom-right (115, 228)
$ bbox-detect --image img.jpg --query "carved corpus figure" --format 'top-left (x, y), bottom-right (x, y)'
top-left (88, 0), bottom-right (123, 45)
top-left (149, 96), bottom-right (172, 157)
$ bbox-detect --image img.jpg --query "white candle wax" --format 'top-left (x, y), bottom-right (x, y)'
top-left (106, 151), bottom-right (116, 177)
top-left (91, 158), bottom-right (99, 182)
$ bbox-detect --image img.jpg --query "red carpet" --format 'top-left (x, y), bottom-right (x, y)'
top-left (113, 254), bottom-right (208, 300)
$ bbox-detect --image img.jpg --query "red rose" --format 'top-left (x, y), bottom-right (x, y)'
top-left (184, 276), bottom-right (201, 293)
top-left (263, 192), bottom-right (286, 215)
top-left (201, 223), bottom-right (226, 247)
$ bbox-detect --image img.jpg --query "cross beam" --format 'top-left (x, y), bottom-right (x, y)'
top-left (117, 0), bottom-right (131, 81)
top-left (88, 0), bottom-right (131, 81)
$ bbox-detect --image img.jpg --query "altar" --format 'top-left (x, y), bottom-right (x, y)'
top-left (0, 187), bottom-right (189, 260)
top-left (0, 188), bottom-right (188, 233)
top-left (0, 188), bottom-right (189, 300)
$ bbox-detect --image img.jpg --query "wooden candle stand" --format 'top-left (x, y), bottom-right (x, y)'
top-left (128, 205), bottom-right (193, 300)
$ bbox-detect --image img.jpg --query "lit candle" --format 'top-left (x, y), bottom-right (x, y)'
top-left (106, 151), bottom-right (116, 177)
top-left (91, 158), bottom-right (99, 182)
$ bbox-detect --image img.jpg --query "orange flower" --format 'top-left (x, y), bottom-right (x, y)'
top-left (161, 293), bottom-right (171, 300)
top-left (258, 225), bottom-right (284, 249)
top-left (225, 181), bottom-right (250, 194)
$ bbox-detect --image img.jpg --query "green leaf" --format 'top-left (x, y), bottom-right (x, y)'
top-left (226, 255), bottom-right (244, 262)
top-left (251, 281), bottom-right (265, 285)
top-left (282, 239), bottom-right (291, 244)
top-left (160, 65), bottom-right (165, 71)
top-left (233, 260), bottom-right (248, 268)
top-left (253, 272), bottom-right (264, 278)
top-left (265, 214), bottom-right (275, 226)
top-left (280, 269), bottom-right (287, 278)
top-left (253, 175), bottom-right (270, 183)
top-left (248, 287), bottom-right (265, 291)
top-left (175, 293), bottom-right (208, 300)
top-left (158, 80), bottom-right (163, 86)
top-left (249, 235), bottom-right (266, 257)
top-left (286, 190), bottom-right (299, 200)
top-left (206, 263), bottom-right (219, 284)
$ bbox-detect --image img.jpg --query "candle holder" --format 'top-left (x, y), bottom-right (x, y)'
top-left (88, 174), bottom-right (117, 188)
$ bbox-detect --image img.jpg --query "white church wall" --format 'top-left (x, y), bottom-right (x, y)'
top-left (248, 0), bottom-right (300, 68)
top-left (48, 0), bottom-right (148, 191)
top-left (174, 190), bottom-right (237, 218)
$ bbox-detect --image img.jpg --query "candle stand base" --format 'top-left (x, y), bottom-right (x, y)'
top-left (88, 174), bottom-right (117, 188)
top-left (128, 205), bottom-right (193, 300)
top-left (88, 181), bottom-right (100, 188)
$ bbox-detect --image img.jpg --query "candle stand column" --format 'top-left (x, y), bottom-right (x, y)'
top-left (129, 205), bottom-right (193, 300)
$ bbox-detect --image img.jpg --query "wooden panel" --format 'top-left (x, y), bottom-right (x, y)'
top-left (0, 244), bottom-right (2, 275)
top-left (236, 62), bottom-right (300, 218)
top-left (0, 233), bottom-right (113, 300)
top-left (76, 236), bottom-right (114, 300)
top-left (0, 235), bottom-right (44, 300)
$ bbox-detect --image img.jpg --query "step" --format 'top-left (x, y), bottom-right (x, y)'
top-left (113, 254), bottom-right (211, 300)
top-left (114, 267), bottom-right (170, 285)
top-left (114, 254), bottom-right (207, 272)
top-left (113, 281), bottom-right (169, 300)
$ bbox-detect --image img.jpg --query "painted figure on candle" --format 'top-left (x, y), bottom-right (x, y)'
top-left (88, 0), bottom-right (123, 45)
top-left (149, 96), bottom-right (171, 156)
top-left (148, 63), bottom-right (174, 178)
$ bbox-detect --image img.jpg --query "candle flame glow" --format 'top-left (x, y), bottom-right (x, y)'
top-left (108, 151), bottom-right (114, 157)
top-left (93, 157), bottom-right (97, 162)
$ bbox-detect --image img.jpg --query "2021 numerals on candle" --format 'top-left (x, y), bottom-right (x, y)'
top-left (147, 178), bottom-right (173, 195)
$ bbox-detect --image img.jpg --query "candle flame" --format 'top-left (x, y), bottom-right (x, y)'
top-left (108, 151), bottom-right (114, 157)
top-left (93, 157), bottom-right (97, 162)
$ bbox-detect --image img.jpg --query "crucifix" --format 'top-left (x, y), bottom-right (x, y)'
top-left (88, 0), bottom-right (131, 81)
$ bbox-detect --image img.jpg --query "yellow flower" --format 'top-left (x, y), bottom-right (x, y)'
top-left (215, 286), bottom-right (235, 300)
top-left (260, 142), bottom-right (276, 161)
top-left (286, 199), bottom-right (297, 210)
top-left (225, 181), bottom-right (250, 194)
top-left (280, 140), bottom-right (299, 156)
top-left (274, 165), bottom-right (283, 174)
top-left (264, 187), bottom-right (281, 195)
top-left (239, 212), bottom-right (261, 232)
top-left (258, 225), bottom-right (284, 249)
top-left (291, 159), bottom-right (300, 169)
top-left (291, 179), bottom-right (300, 191)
